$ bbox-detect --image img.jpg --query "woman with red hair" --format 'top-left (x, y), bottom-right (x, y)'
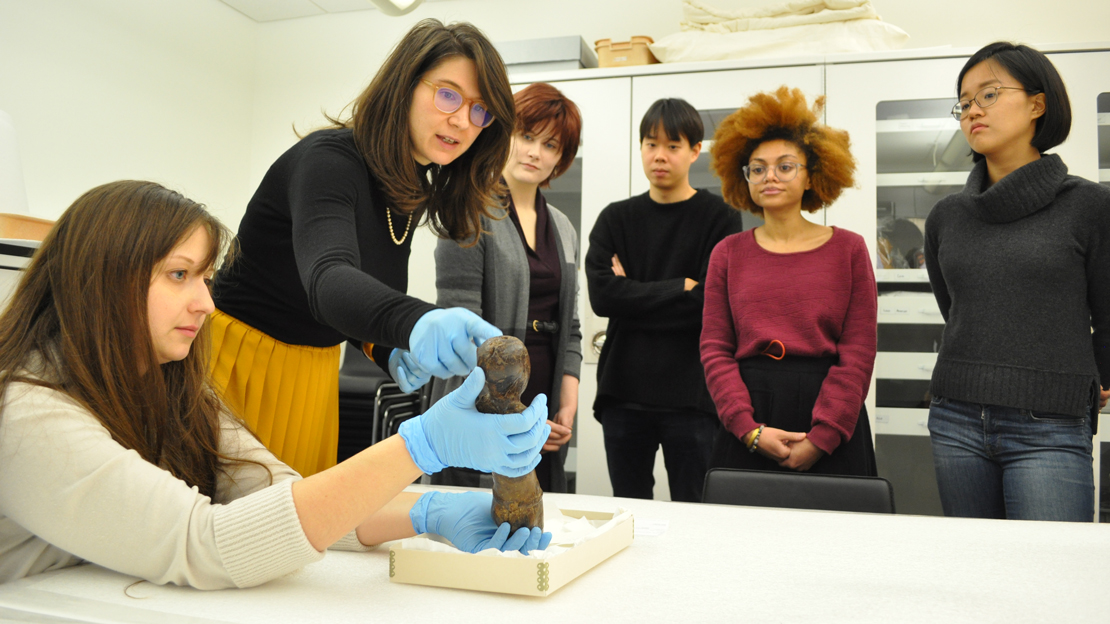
top-left (700, 86), bottom-right (878, 476)
top-left (432, 82), bottom-right (583, 492)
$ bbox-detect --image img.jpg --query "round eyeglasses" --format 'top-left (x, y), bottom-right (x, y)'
top-left (743, 162), bottom-right (806, 184)
top-left (950, 85), bottom-right (1039, 120)
top-left (421, 80), bottom-right (494, 128)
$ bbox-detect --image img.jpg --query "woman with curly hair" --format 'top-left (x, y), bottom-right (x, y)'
top-left (699, 86), bottom-right (878, 476)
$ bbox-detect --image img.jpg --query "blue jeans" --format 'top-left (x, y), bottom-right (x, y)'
top-left (927, 396), bottom-right (1094, 522)
top-left (600, 407), bottom-right (718, 502)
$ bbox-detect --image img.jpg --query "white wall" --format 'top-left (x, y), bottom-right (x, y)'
top-left (4, 0), bottom-right (1108, 226)
top-left (0, 0), bottom-right (257, 226)
top-left (874, 0), bottom-right (1110, 50)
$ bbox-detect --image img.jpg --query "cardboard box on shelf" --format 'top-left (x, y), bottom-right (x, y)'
top-left (595, 37), bottom-right (660, 68)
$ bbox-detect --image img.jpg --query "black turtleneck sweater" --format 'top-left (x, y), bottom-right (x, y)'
top-left (586, 189), bottom-right (745, 416)
top-left (213, 128), bottom-right (436, 362)
top-left (924, 154), bottom-right (1110, 425)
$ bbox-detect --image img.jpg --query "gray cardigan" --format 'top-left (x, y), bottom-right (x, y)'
top-left (431, 203), bottom-right (583, 412)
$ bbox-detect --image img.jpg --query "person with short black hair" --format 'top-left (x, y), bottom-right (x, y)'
top-left (924, 42), bottom-right (1110, 521)
top-left (586, 98), bottom-right (744, 502)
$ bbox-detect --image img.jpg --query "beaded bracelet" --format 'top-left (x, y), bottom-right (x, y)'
top-left (747, 425), bottom-right (765, 453)
top-left (742, 428), bottom-right (758, 447)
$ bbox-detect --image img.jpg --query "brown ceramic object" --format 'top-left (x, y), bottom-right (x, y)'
top-left (475, 336), bottom-right (544, 532)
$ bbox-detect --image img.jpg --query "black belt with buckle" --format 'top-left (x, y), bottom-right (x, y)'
top-left (530, 320), bottom-right (559, 333)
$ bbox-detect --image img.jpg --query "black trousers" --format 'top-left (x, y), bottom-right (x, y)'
top-left (600, 407), bottom-right (719, 502)
top-left (709, 355), bottom-right (877, 477)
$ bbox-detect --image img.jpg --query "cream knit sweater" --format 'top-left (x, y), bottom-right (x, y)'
top-left (0, 381), bottom-right (371, 589)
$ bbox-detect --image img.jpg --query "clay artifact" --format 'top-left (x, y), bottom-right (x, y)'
top-left (475, 335), bottom-right (544, 532)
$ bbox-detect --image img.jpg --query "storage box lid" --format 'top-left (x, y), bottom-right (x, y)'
top-left (495, 36), bottom-right (598, 69)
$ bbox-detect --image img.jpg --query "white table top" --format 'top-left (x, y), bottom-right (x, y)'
top-left (0, 490), bottom-right (1105, 623)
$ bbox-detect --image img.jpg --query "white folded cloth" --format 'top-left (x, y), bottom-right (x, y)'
top-left (683, 0), bottom-right (879, 33)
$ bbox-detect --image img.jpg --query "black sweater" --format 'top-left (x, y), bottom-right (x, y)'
top-left (586, 190), bottom-right (744, 415)
top-left (213, 128), bottom-right (436, 361)
top-left (924, 154), bottom-right (1110, 425)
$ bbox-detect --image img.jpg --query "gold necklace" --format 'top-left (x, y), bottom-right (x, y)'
top-left (386, 207), bottom-right (413, 245)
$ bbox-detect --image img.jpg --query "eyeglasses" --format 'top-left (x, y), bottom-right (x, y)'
top-left (743, 162), bottom-right (806, 184)
top-left (421, 80), bottom-right (494, 128)
top-left (950, 85), bottom-right (1039, 120)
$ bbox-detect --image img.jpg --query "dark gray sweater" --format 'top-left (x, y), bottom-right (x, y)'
top-left (924, 154), bottom-right (1110, 425)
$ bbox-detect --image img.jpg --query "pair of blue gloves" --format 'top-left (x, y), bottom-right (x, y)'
top-left (388, 308), bottom-right (499, 394)
top-left (394, 308), bottom-right (552, 554)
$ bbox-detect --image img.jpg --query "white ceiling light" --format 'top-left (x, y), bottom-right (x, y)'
top-left (220, 0), bottom-right (431, 22)
top-left (367, 0), bottom-right (425, 16)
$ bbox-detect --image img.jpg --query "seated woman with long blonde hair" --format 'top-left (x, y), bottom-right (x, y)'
top-left (0, 180), bottom-right (550, 589)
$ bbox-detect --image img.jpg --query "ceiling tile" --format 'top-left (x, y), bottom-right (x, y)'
top-left (310, 0), bottom-right (375, 13)
top-left (220, 0), bottom-right (325, 22)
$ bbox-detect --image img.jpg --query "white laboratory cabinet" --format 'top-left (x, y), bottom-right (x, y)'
top-left (504, 44), bottom-right (1110, 516)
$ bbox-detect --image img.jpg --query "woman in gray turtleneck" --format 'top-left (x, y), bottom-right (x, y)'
top-left (924, 42), bottom-right (1110, 522)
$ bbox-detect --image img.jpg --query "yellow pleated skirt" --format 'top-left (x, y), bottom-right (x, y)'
top-left (208, 309), bottom-right (341, 477)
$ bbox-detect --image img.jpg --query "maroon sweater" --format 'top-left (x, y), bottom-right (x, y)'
top-left (700, 227), bottom-right (877, 454)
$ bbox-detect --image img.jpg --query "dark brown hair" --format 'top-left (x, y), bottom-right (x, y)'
top-left (711, 86), bottom-right (855, 217)
top-left (0, 180), bottom-right (246, 498)
top-left (329, 19), bottom-right (515, 242)
top-left (512, 82), bottom-right (582, 186)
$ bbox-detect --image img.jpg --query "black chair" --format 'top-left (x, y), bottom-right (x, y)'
top-left (702, 468), bottom-right (895, 514)
top-left (337, 345), bottom-right (394, 462)
top-left (379, 397), bottom-right (417, 440)
top-left (382, 405), bottom-right (418, 439)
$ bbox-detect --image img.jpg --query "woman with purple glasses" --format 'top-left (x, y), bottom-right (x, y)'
top-left (208, 19), bottom-right (536, 478)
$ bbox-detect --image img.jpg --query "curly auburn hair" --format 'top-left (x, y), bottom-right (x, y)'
top-left (711, 86), bottom-right (855, 216)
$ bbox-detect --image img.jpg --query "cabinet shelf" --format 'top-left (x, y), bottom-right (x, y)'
top-left (1099, 112), bottom-right (1110, 126)
top-left (877, 171), bottom-right (969, 187)
top-left (873, 407), bottom-right (931, 437)
top-left (1101, 168), bottom-right (1110, 182)
top-left (876, 268), bottom-right (930, 283)
top-left (876, 118), bottom-right (960, 133)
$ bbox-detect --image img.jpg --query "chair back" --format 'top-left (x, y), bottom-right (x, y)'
top-left (0, 238), bottom-right (39, 309)
top-left (702, 468), bottom-right (895, 514)
top-left (0, 213), bottom-right (53, 241)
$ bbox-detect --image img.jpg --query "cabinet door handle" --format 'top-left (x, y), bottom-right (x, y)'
top-left (591, 331), bottom-right (606, 356)
top-left (918, 364), bottom-right (934, 372)
top-left (919, 308), bottom-right (941, 315)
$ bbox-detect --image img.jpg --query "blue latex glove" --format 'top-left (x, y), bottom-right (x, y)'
top-left (398, 367), bottom-right (550, 475)
top-left (410, 491), bottom-right (552, 555)
top-left (408, 308), bottom-right (502, 378)
top-left (388, 348), bottom-right (432, 394)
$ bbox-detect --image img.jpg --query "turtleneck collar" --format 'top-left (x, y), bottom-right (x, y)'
top-left (963, 153), bottom-right (1067, 224)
